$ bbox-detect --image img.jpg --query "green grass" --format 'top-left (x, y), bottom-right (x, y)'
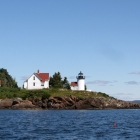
top-left (0, 87), bottom-right (50, 99)
top-left (39, 88), bottom-right (110, 98)
top-left (0, 87), bottom-right (110, 99)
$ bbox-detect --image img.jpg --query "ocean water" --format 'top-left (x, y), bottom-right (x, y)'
top-left (0, 109), bottom-right (140, 140)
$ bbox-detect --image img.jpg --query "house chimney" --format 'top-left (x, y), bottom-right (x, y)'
top-left (37, 70), bottom-right (39, 74)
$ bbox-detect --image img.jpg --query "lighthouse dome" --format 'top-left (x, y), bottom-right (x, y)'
top-left (76, 71), bottom-right (85, 79)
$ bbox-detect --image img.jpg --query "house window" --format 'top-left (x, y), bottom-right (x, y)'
top-left (33, 76), bottom-right (35, 80)
top-left (33, 82), bottom-right (35, 86)
top-left (41, 83), bottom-right (44, 86)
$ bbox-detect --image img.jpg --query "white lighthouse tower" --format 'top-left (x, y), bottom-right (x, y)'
top-left (76, 71), bottom-right (85, 90)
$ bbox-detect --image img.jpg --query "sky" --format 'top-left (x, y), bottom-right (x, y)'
top-left (0, 0), bottom-right (140, 101)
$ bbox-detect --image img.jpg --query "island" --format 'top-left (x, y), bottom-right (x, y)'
top-left (0, 88), bottom-right (139, 109)
top-left (0, 68), bottom-right (139, 110)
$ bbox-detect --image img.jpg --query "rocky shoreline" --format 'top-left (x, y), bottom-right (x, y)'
top-left (0, 95), bottom-right (139, 110)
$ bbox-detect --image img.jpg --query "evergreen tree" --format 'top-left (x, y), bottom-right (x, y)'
top-left (49, 76), bottom-right (53, 88)
top-left (85, 85), bottom-right (87, 91)
top-left (0, 68), bottom-right (18, 88)
top-left (49, 72), bottom-right (63, 88)
top-left (49, 72), bottom-right (70, 89)
top-left (62, 77), bottom-right (70, 89)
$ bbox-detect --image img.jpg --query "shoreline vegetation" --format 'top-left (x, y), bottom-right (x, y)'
top-left (0, 87), bottom-right (110, 99)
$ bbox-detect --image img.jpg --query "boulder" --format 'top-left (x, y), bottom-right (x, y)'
top-left (12, 98), bottom-right (23, 105)
top-left (0, 99), bottom-right (13, 108)
top-left (12, 100), bottom-right (36, 109)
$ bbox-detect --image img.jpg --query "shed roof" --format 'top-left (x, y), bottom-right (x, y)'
top-left (71, 82), bottom-right (78, 87)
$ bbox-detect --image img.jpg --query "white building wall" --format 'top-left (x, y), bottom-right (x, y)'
top-left (27, 74), bottom-right (42, 89)
top-left (78, 79), bottom-right (85, 90)
top-left (71, 86), bottom-right (78, 90)
top-left (44, 80), bottom-right (49, 88)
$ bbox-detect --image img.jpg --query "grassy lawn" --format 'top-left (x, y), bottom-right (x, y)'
top-left (0, 87), bottom-right (110, 99)
top-left (41, 88), bottom-right (110, 98)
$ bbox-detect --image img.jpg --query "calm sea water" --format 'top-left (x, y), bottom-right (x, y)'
top-left (0, 109), bottom-right (140, 140)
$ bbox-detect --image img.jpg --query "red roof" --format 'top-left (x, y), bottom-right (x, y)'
top-left (71, 82), bottom-right (78, 87)
top-left (36, 72), bottom-right (49, 82)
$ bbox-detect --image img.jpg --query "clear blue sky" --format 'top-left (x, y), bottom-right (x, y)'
top-left (1, 0), bottom-right (140, 101)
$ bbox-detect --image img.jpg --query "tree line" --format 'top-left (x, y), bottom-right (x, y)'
top-left (0, 68), bottom-right (71, 89)
top-left (49, 72), bottom-right (70, 89)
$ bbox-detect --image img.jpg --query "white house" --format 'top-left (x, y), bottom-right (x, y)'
top-left (70, 71), bottom-right (85, 91)
top-left (23, 70), bottom-right (49, 89)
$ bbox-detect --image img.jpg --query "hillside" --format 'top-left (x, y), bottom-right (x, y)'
top-left (131, 100), bottom-right (140, 104)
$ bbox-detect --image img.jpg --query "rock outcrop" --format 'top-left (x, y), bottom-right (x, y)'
top-left (0, 98), bottom-right (36, 109)
top-left (0, 96), bottom-right (139, 109)
top-left (46, 96), bottom-right (140, 109)
top-left (0, 99), bottom-right (13, 108)
top-left (12, 100), bottom-right (36, 109)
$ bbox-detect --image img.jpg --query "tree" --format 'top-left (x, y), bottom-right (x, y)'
top-left (62, 77), bottom-right (70, 89)
top-left (0, 68), bottom-right (18, 88)
top-left (49, 72), bottom-right (63, 88)
top-left (49, 72), bottom-right (70, 89)
top-left (85, 85), bottom-right (87, 91)
top-left (49, 76), bottom-right (53, 88)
